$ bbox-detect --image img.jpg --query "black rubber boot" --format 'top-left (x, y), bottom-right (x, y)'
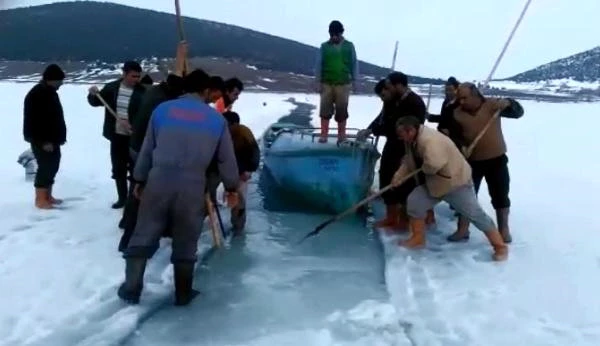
top-left (231, 208), bottom-right (247, 236)
top-left (173, 263), bottom-right (200, 306)
top-left (112, 178), bottom-right (128, 209)
top-left (117, 257), bottom-right (147, 304)
top-left (447, 215), bottom-right (470, 242)
top-left (118, 225), bottom-right (134, 252)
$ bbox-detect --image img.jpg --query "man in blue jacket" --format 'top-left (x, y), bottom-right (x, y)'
top-left (118, 69), bottom-right (240, 306)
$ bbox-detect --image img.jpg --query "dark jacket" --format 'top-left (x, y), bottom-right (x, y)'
top-left (23, 82), bottom-right (66, 145)
top-left (129, 75), bottom-right (185, 152)
top-left (368, 90), bottom-right (427, 150)
top-left (87, 79), bottom-right (146, 140)
top-left (428, 99), bottom-right (464, 147)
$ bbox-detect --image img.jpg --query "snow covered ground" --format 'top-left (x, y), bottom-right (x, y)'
top-left (487, 78), bottom-right (600, 93)
top-left (1, 81), bottom-right (599, 346)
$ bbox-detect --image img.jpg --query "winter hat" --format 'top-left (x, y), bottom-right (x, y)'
top-left (446, 76), bottom-right (459, 87)
top-left (223, 111), bottom-right (240, 125)
top-left (328, 20), bottom-right (344, 35)
top-left (42, 64), bottom-right (65, 81)
top-left (387, 71), bottom-right (408, 87)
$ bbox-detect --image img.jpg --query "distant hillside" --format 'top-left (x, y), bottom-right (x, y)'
top-left (0, 1), bottom-right (441, 85)
top-left (506, 46), bottom-right (600, 83)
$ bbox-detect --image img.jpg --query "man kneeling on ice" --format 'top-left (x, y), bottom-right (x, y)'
top-left (391, 116), bottom-right (508, 261)
top-left (118, 70), bottom-right (240, 306)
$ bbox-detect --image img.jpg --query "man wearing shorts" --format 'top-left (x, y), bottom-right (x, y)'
top-left (315, 20), bottom-right (358, 144)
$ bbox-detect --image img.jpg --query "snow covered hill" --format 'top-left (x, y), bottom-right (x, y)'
top-left (502, 46), bottom-right (600, 89)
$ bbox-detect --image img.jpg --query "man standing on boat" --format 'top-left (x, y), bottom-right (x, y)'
top-left (391, 116), bottom-right (508, 261)
top-left (118, 70), bottom-right (240, 306)
top-left (445, 83), bottom-right (523, 244)
top-left (357, 72), bottom-right (430, 231)
top-left (315, 20), bottom-right (358, 144)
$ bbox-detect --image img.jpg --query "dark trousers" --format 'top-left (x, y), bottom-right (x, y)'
top-left (379, 142), bottom-right (420, 205)
top-left (124, 175), bottom-right (206, 263)
top-left (110, 134), bottom-right (133, 198)
top-left (470, 154), bottom-right (511, 209)
top-left (31, 143), bottom-right (61, 188)
top-left (119, 150), bottom-right (172, 252)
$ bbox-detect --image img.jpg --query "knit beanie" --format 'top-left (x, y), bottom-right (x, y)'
top-left (328, 20), bottom-right (344, 35)
top-left (42, 64), bottom-right (66, 81)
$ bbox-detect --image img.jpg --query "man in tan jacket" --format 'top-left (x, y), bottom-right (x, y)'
top-left (447, 83), bottom-right (523, 243)
top-left (391, 116), bottom-right (508, 261)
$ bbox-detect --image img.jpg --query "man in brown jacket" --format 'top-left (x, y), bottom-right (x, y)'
top-left (391, 116), bottom-right (508, 261)
top-left (447, 83), bottom-right (524, 243)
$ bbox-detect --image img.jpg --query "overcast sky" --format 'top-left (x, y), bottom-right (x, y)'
top-left (4, 0), bottom-right (600, 80)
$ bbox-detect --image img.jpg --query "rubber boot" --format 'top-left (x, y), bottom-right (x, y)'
top-left (173, 263), bottom-right (200, 306)
top-left (231, 208), bottom-right (246, 236)
top-left (483, 229), bottom-right (509, 261)
top-left (447, 215), bottom-right (470, 242)
top-left (395, 205), bottom-right (409, 232)
top-left (112, 178), bottom-right (128, 209)
top-left (48, 185), bottom-right (63, 205)
top-left (318, 118), bottom-right (329, 143)
top-left (496, 208), bottom-right (512, 244)
top-left (117, 257), bottom-right (147, 304)
top-left (399, 218), bottom-right (426, 248)
top-left (374, 204), bottom-right (400, 229)
top-left (425, 209), bottom-right (436, 225)
top-left (337, 120), bottom-right (347, 143)
top-left (35, 188), bottom-right (53, 209)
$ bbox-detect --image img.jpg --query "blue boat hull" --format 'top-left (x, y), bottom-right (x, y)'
top-left (260, 128), bottom-right (380, 214)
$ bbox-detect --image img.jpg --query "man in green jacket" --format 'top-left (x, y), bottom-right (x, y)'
top-left (315, 20), bottom-right (358, 144)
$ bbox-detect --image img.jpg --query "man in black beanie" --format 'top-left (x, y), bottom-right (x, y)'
top-left (23, 63), bottom-right (67, 209)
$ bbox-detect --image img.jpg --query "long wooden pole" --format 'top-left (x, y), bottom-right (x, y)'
top-left (390, 41), bottom-right (399, 72)
top-left (174, 0), bottom-right (190, 74)
top-left (471, 0), bottom-right (534, 151)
